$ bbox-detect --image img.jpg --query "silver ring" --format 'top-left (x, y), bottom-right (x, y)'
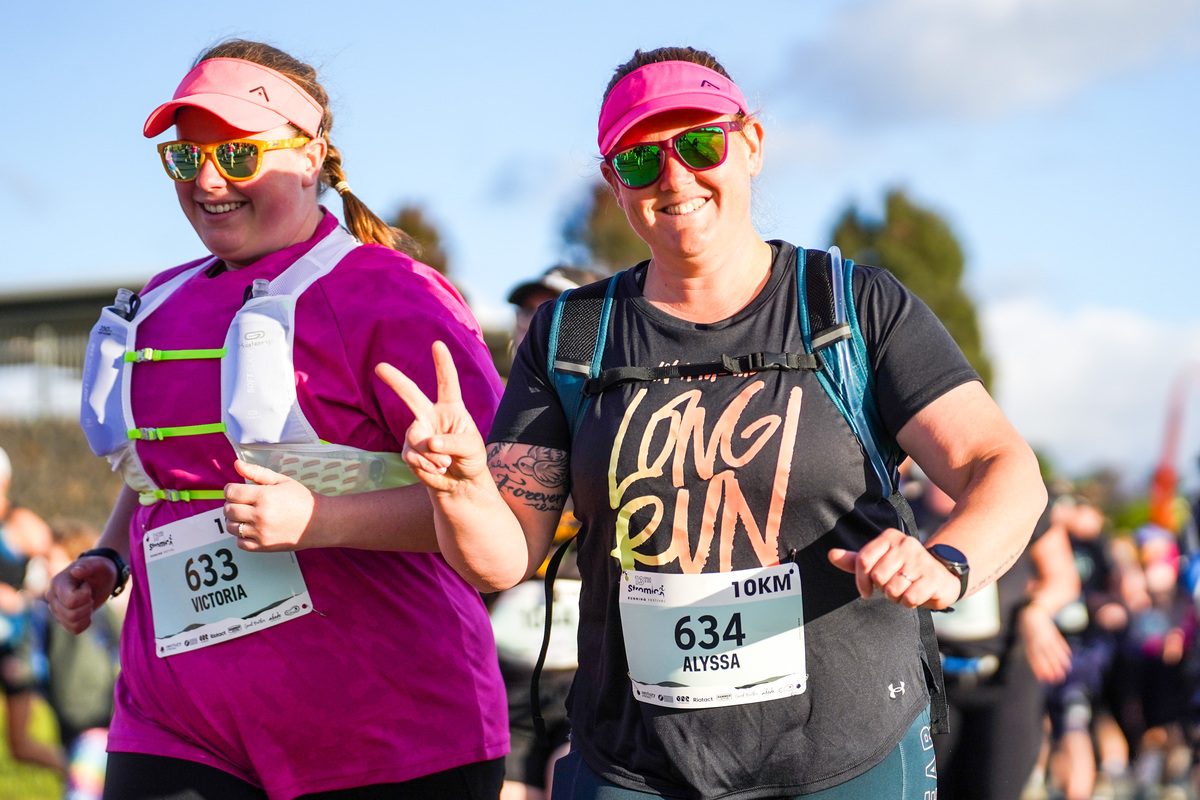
top-left (899, 571), bottom-right (916, 582)
top-left (230, 520), bottom-right (243, 537)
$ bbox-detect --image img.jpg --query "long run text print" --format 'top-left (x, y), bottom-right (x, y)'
top-left (608, 381), bottom-right (804, 573)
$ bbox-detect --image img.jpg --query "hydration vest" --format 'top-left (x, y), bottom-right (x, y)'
top-left (80, 227), bottom-right (415, 504)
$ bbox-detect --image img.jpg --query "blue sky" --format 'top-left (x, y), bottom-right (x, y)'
top-left (2, 0), bottom-right (1198, 490)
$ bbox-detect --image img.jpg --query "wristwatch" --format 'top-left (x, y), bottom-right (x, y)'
top-left (80, 547), bottom-right (131, 597)
top-left (926, 543), bottom-right (970, 603)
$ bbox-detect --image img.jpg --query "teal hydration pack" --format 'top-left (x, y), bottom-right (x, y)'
top-left (532, 247), bottom-right (948, 737)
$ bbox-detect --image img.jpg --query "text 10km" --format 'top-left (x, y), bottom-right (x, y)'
top-left (730, 571), bottom-right (794, 598)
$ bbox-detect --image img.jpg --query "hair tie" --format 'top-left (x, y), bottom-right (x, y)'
top-left (334, 181), bottom-right (352, 195)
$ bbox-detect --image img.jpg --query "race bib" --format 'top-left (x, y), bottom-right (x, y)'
top-left (618, 563), bottom-right (806, 709)
top-left (932, 583), bottom-right (1001, 641)
top-left (142, 511), bottom-right (312, 657)
top-left (490, 578), bottom-right (581, 670)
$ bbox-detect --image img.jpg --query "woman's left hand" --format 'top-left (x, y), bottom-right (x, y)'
top-left (828, 528), bottom-right (960, 610)
top-left (223, 460), bottom-right (320, 552)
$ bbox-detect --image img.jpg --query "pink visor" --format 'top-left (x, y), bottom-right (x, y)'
top-left (598, 61), bottom-right (748, 156)
top-left (143, 58), bottom-right (324, 139)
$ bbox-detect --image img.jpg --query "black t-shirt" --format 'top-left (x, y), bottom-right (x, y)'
top-left (1066, 532), bottom-right (1115, 643)
top-left (490, 241), bottom-right (979, 798)
top-left (1073, 536), bottom-right (1112, 600)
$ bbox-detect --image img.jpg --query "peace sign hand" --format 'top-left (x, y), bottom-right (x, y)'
top-left (375, 341), bottom-right (489, 493)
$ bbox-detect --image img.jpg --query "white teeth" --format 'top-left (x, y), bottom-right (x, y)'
top-left (664, 198), bottom-right (706, 215)
top-left (202, 201), bottom-right (245, 214)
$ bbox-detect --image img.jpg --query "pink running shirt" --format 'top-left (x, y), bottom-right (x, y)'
top-left (105, 212), bottom-right (509, 798)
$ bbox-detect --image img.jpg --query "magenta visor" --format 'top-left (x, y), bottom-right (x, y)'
top-left (597, 61), bottom-right (748, 156)
top-left (143, 58), bottom-right (324, 139)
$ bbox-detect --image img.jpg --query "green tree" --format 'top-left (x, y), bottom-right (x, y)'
top-left (830, 190), bottom-right (993, 388)
top-left (391, 204), bottom-right (449, 274)
top-left (562, 180), bottom-right (649, 272)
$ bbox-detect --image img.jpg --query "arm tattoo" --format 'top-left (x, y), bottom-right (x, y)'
top-left (980, 545), bottom-right (1027, 587)
top-left (487, 444), bottom-right (569, 513)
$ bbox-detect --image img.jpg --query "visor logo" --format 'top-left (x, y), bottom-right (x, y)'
top-left (249, 86), bottom-right (270, 101)
top-left (700, 80), bottom-right (720, 90)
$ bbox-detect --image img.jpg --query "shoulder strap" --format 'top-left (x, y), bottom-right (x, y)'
top-left (526, 276), bottom-right (617, 744)
top-left (261, 225), bottom-right (360, 298)
top-left (797, 246), bottom-right (897, 495)
top-left (799, 246), bottom-right (948, 733)
top-left (547, 275), bottom-right (620, 435)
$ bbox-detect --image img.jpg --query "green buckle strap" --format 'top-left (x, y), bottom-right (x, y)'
top-left (124, 347), bottom-right (226, 363)
top-left (138, 488), bottom-right (226, 505)
top-left (128, 422), bottom-right (226, 441)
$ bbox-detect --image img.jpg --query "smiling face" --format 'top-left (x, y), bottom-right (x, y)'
top-left (601, 109), bottom-right (763, 268)
top-left (172, 107), bottom-right (326, 268)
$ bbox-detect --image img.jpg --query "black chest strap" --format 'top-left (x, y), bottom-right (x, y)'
top-left (584, 351), bottom-right (819, 396)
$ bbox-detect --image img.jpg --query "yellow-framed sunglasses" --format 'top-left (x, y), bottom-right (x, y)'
top-left (156, 137), bottom-right (311, 182)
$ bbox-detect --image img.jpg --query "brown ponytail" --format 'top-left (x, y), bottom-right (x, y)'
top-left (194, 39), bottom-right (419, 256)
top-left (320, 142), bottom-right (420, 254)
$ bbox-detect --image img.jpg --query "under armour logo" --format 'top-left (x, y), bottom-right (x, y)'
top-left (700, 79), bottom-right (720, 89)
top-left (249, 86), bottom-right (270, 101)
top-left (888, 682), bottom-right (905, 698)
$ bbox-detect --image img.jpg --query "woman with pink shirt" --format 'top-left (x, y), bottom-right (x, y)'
top-left (46, 39), bottom-right (507, 799)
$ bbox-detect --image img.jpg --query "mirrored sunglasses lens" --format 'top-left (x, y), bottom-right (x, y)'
top-left (215, 141), bottom-right (261, 180)
top-left (162, 143), bottom-right (201, 181)
top-left (613, 145), bottom-right (662, 188)
top-left (676, 128), bottom-right (726, 170)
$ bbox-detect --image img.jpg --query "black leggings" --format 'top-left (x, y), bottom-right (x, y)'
top-left (103, 752), bottom-right (505, 800)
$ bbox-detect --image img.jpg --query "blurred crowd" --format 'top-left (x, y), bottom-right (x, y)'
top-left (904, 463), bottom-right (1200, 800)
top-left (1, 446), bottom-right (122, 799)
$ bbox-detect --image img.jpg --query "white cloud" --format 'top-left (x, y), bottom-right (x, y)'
top-left (783, 0), bottom-right (1200, 124)
top-left (470, 296), bottom-right (515, 334)
top-left (983, 297), bottom-right (1200, 488)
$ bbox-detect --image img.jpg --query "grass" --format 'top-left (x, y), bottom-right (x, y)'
top-left (0, 695), bottom-right (63, 800)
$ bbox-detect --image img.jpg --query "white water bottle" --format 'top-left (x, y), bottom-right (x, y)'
top-left (112, 288), bottom-right (135, 319)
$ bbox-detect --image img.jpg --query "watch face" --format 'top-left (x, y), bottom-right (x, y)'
top-left (928, 543), bottom-right (968, 569)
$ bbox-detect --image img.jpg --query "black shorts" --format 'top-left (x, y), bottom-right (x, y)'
top-left (502, 661), bottom-right (575, 788)
top-left (1139, 656), bottom-right (1188, 729)
top-left (104, 752), bottom-right (505, 799)
top-left (1045, 635), bottom-right (1116, 739)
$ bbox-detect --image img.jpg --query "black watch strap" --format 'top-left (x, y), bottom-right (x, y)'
top-left (81, 547), bottom-right (131, 597)
top-left (926, 543), bottom-right (970, 603)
